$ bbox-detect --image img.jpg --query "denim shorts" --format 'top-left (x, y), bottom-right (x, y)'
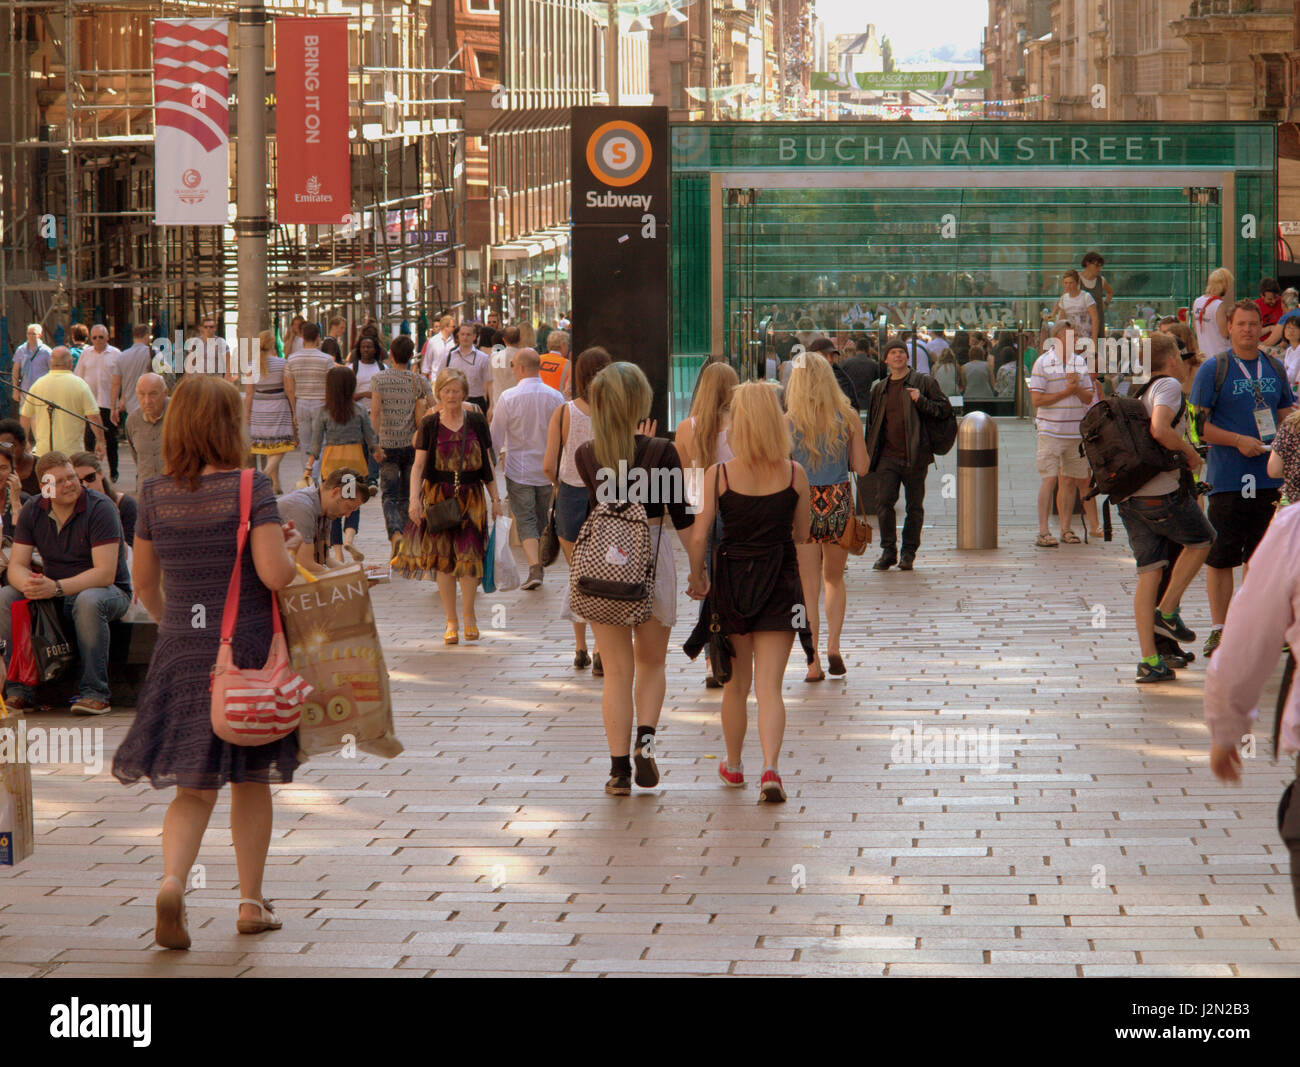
top-left (1117, 492), bottom-right (1216, 573)
top-left (554, 481), bottom-right (591, 542)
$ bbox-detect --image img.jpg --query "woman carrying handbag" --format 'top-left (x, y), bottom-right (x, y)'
top-left (392, 366), bottom-right (501, 644)
top-left (112, 376), bottom-right (304, 950)
top-left (686, 383), bottom-right (812, 803)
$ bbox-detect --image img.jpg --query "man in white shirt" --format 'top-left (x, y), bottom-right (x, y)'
top-left (1052, 269), bottom-right (1100, 342)
top-left (76, 325), bottom-right (122, 480)
top-left (111, 323), bottom-right (154, 424)
top-left (11, 323), bottom-right (51, 404)
top-left (433, 322), bottom-right (493, 415)
top-left (1030, 337), bottom-right (1095, 547)
top-left (906, 337), bottom-right (932, 375)
top-left (421, 315), bottom-right (455, 379)
top-left (490, 348), bottom-right (563, 589)
top-left (183, 315), bottom-right (232, 378)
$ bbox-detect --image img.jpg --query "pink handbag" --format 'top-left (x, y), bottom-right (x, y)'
top-left (210, 469), bottom-right (312, 746)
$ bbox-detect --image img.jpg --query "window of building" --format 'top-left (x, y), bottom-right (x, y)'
top-left (468, 0), bottom-right (499, 12)
top-left (475, 49), bottom-right (501, 81)
top-left (671, 61), bottom-right (684, 110)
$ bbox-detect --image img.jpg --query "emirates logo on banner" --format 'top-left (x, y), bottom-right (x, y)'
top-left (177, 167), bottom-right (208, 205)
top-left (276, 17), bottom-right (350, 224)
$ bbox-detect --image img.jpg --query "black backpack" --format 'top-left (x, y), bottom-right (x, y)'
top-left (1078, 376), bottom-right (1186, 503)
top-left (913, 372), bottom-right (957, 456)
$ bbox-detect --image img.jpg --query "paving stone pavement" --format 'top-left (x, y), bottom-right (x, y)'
top-left (1, 418), bottom-right (1295, 978)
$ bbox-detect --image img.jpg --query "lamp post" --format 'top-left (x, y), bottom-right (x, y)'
top-left (234, 0), bottom-right (269, 341)
top-left (233, 0), bottom-right (269, 340)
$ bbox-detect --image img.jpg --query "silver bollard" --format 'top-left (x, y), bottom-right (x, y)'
top-left (956, 411), bottom-right (998, 549)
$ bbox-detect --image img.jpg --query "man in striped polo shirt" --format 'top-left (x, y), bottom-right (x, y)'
top-left (1031, 334), bottom-right (1097, 547)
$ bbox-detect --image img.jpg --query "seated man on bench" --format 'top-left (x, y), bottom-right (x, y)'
top-left (0, 450), bottom-right (132, 714)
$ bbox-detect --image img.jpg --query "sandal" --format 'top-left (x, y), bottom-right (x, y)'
top-left (1060, 530), bottom-right (1082, 544)
top-left (344, 542), bottom-right (365, 562)
top-left (1035, 533), bottom-right (1059, 548)
top-left (154, 875), bottom-right (190, 951)
top-left (827, 653), bottom-right (846, 676)
top-left (236, 898), bottom-right (283, 935)
top-left (1089, 527), bottom-right (1103, 539)
top-left (464, 621), bottom-right (480, 641)
top-left (444, 622), bottom-right (459, 645)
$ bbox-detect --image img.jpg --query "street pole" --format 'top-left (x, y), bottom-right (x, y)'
top-left (606, 0), bottom-right (620, 106)
top-left (235, 0), bottom-right (269, 344)
top-left (704, 0), bottom-right (713, 121)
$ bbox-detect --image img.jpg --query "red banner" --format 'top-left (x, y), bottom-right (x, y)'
top-left (276, 17), bottom-right (350, 224)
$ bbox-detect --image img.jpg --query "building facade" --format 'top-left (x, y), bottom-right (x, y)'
top-left (0, 0), bottom-right (462, 350)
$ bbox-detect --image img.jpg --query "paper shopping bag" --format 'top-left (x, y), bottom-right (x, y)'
top-left (277, 565), bottom-right (403, 759)
top-left (0, 704), bottom-right (34, 865)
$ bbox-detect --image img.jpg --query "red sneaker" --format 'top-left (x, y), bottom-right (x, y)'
top-left (718, 760), bottom-right (744, 787)
top-left (758, 770), bottom-right (786, 803)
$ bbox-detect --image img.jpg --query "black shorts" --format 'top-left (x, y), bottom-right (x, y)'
top-left (1205, 489), bottom-right (1281, 569)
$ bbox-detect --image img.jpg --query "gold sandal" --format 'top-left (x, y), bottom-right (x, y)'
top-left (464, 621), bottom-right (480, 641)
top-left (444, 622), bottom-right (459, 645)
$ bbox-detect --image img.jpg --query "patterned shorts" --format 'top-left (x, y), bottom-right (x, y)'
top-left (808, 481), bottom-right (852, 544)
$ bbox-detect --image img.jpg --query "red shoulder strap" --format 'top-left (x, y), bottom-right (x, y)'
top-left (219, 469), bottom-right (254, 644)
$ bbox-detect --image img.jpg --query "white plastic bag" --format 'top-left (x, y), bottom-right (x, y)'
top-left (493, 516), bottom-right (521, 591)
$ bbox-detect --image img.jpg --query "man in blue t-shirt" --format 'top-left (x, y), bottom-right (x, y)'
top-left (1189, 299), bottom-right (1297, 657)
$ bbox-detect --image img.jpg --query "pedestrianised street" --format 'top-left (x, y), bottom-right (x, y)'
top-left (0, 430), bottom-right (1292, 979)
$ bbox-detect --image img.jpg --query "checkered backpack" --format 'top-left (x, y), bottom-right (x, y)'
top-left (569, 440), bottom-right (667, 627)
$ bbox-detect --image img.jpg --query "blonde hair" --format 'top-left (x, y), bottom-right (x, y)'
top-left (589, 362), bottom-right (652, 472)
top-left (728, 381), bottom-right (790, 468)
top-left (258, 328), bottom-right (275, 377)
top-left (1205, 268), bottom-right (1234, 298)
top-left (687, 362), bottom-right (739, 471)
top-left (433, 366), bottom-right (469, 401)
top-left (785, 352), bottom-right (855, 470)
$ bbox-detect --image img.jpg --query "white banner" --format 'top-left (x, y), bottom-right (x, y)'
top-left (153, 18), bottom-right (229, 226)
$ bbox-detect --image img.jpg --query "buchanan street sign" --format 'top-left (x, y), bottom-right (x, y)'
top-left (811, 70), bottom-right (992, 93)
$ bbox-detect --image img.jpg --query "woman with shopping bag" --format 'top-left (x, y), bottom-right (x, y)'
top-left (392, 367), bottom-right (501, 644)
top-left (111, 376), bottom-right (304, 950)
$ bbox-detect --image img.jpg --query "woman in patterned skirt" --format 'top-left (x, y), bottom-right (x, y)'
top-left (787, 352), bottom-right (867, 682)
top-left (245, 329), bottom-right (296, 492)
top-left (392, 366), bottom-right (501, 644)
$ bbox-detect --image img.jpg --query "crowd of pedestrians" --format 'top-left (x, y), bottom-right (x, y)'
top-left (4, 260), bottom-right (1297, 950)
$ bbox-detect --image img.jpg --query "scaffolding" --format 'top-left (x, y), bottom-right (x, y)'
top-left (0, 0), bottom-right (464, 349)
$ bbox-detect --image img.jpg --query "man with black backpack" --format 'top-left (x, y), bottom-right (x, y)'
top-left (865, 338), bottom-right (955, 571)
top-left (1189, 299), bottom-right (1297, 657)
top-left (1110, 334), bottom-right (1215, 683)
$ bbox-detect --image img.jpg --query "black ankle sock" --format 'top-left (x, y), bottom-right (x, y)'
top-left (635, 725), bottom-right (656, 749)
top-left (611, 755), bottom-right (632, 777)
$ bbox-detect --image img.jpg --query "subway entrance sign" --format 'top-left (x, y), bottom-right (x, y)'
top-left (666, 121), bottom-right (1276, 418)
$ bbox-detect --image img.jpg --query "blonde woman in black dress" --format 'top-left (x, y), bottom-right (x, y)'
top-left (687, 382), bottom-right (812, 803)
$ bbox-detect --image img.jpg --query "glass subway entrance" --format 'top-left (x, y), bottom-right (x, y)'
top-left (668, 122), bottom-right (1276, 421)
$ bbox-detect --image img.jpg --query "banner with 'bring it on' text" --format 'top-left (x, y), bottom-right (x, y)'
top-left (153, 19), bottom-right (229, 226)
top-left (276, 17), bottom-right (351, 225)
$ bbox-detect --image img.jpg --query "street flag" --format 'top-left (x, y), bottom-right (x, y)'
top-left (153, 19), bottom-right (230, 226)
top-left (276, 18), bottom-right (351, 225)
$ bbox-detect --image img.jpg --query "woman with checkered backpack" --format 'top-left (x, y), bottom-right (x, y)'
top-left (571, 363), bottom-right (696, 796)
